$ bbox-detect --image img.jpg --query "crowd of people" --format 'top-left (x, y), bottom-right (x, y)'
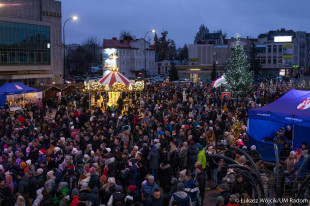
top-left (0, 81), bottom-right (308, 206)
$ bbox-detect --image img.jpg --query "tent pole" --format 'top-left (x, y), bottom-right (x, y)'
top-left (292, 124), bottom-right (295, 149)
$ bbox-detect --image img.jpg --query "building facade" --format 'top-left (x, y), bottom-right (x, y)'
top-left (0, 0), bottom-right (62, 86)
top-left (102, 38), bottom-right (155, 78)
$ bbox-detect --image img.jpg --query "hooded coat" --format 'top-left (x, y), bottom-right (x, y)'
top-left (147, 147), bottom-right (159, 170)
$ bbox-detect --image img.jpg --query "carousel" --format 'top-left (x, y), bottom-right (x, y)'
top-left (84, 52), bottom-right (143, 113)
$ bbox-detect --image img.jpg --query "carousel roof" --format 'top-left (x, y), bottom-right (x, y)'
top-left (99, 70), bottom-right (132, 86)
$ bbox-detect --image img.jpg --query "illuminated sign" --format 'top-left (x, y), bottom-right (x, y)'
top-left (274, 36), bottom-right (292, 43)
top-left (188, 69), bottom-right (201, 71)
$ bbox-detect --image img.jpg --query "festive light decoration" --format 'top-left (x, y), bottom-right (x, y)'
top-left (231, 115), bottom-right (243, 146)
top-left (134, 81), bottom-right (144, 91)
top-left (225, 34), bottom-right (253, 98)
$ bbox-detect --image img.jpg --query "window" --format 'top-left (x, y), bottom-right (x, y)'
top-left (268, 57), bottom-right (271, 64)
top-left (279, 45), bottom-right (282, 53)
top-left (260, 58), bottom-right (266, 64)
top-left (273, 57), bottom-right (277, 64)
top-left (268, 45), bottom-right (271, 53)
top-left (273, 45), bottom-right (277, 53)
top-left (0, 21), bottom-right (50, 65)
top-left (278, 57), bottom-right (282, 64)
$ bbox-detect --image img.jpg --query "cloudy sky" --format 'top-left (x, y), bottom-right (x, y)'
top-left (61, 0), bottom-right (310, 47)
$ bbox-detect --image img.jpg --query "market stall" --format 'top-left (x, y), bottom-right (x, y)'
top-left (0, 82), bottom-right (39, 109)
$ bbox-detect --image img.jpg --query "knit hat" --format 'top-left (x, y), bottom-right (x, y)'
top-left (72, 188), bottom-right (79, 196)
top-left (26, 160), bottom-right (31, 165)
top-left (128, 185), bottom-right (137, 193)
top-left (59, 182), bottom-right (68, 189)
top-left (250, 145), bottom-right (256, 151)
top-left (147, 175), bottom-right (154, 181)
top-left (39, 149), bottom-right (46, 155)
top-left (179, 169), bottom-right (187, 177)
top-left (108, 177), bottom-right (116, 185)
top-left (217, 196), bottom-right (225, 204)
top-left (20, 162), bottom-right (27, 169)
top-left (171, 177), bottom-right (178, 184)
top-left (189, 141), bottom-right (195, 146)
top-left (242, 146), bottom-right (247, 150)
top-left (177, 183), bottom-right (185, 191)
top-left (47, 171), bottom-right (54, 178)
top-left (36, 168), bottom-right (43, 175)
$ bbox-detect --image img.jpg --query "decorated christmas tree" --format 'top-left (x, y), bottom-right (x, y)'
top-left (225, 35), bottom-right (253, 99)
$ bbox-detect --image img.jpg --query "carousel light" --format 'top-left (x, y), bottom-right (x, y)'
top-left (105, 83), bottom-right (109, 91)
top-left (129, 83), bottom-right (133, 91)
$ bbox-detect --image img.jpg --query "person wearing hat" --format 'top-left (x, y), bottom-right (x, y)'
top-left (285, 151), bottom-right (296, 174)
top-left (197, 144), bottom-right (206, 170)
top-left (178, 169), bottom-right (187, 184)
top-left (147, 145), bottom-right (159, 182)
top-left (70, 188), bottom-right (80, 206)
top-left (169, 183), bottom-right (192, 206)
top-left (107, 185), bottom-right (126, 206)
top-left (124, 185), bottom-right (139, 205)
top-left (54, 182), bottom-right (69, 205)
top-left (141, 175), bottom-right (159, 203)
top-left (38, 149), bottom-right (47, 166)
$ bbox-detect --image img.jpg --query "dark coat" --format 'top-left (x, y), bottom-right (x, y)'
top-left (40, 194), bottom-right (54, 206)
top-left (147, 148), bottom-right (159, 170)
top-left (144, 196), bottom-right (164, 206)
top-left (89, 174), bottom-right (100, 190)
top-left (159, 163), bottom-right (172, 193)
top-left (196, 172), bottom-right (206, 197)
top-left (187, 145), bottom-right (198, 170)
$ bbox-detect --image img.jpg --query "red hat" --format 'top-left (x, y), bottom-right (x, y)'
top-left (39, 149), bottom-right (46, 155)
top-left (128, 185), bottom-right (137, 193)
top-left (189, 141), bottom-right (195, 146)
top-left (185, 125), bottom-right (190, 130)
top-left (68, 165), bottom-right (75, 170)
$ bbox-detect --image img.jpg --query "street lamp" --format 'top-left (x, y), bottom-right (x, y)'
top-left (63, 15), bottom-right (78, 83)
top-left (143, 30), bottom-right (156, 78)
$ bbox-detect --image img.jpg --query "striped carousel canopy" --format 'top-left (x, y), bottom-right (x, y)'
top-left (98, 70), bottom-right (132, 86)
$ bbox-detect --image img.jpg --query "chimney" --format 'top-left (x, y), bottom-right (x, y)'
top-left (112, 37), bottom-right (117, 40)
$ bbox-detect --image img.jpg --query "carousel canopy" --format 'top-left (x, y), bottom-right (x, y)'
top-left (99, 70), bottom-right (132, 86)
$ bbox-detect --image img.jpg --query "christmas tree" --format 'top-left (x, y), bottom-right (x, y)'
top-left (225, 35), bottom-right (253, 99)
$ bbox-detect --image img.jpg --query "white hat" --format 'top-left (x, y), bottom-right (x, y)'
top-left (179, 169), bottom-right (187, 177)
top-left (106, 148), bottom-right (111, 153)
top-left (54, 147), bottom-right (61, 152)
top-left (290, 151), bottom-right (296, 154)
top-left (237, 139), bottom-right (242, 143)
top-left (242, 146), bottom-right (247, 150)
top-left (84, 154), bottom-right (89, 159)
top-left (251, 145), bottom-right (256, 151)
top-left (60, 137), bottom-right (66, 142)
top-left (26, 160), bottom-right (31, 165)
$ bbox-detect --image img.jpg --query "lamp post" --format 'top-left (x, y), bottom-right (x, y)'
top-left (143, 30), bottom-right (155, 78)
top-left (63, 15), bottom-right (78, 84)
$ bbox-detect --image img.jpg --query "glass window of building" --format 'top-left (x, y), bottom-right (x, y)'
top-left (268, 45), bottom-right (271, 53)
top-left (279, 45), bottom-right (282, 53)
top-left (273, 45), bottom-right (277, 53)
top-left (0, 21), bottom-right (51, 65)
top-left (278, 57), bottom-right (282, 64)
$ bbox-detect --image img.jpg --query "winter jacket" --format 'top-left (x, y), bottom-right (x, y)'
top-left (147, 148), bottom-right (159, 170)
top-left (169, 191), bottom-right (192, 206)
top-left (87, 187), bottom-right (100, 206)
top-left (188, 145), bottom-right (198, 170)
top-left (88, 174), bottom-right (100, 191)
top-left (44, 179), bottom-right (55, 193)
top-left (120, 163), bottom-right (138, 187)
top-left (142, 182), bottom-right (159, 200)
top-left (197, 150), bottom-right (206, 169)
top-left (184, 179), bottom-right (200, 203)
top-left (196, 172), bottom-right (205, 197)
top-left (179, 147), bottom-right (188, 168)
top-left (144, 196), bottom-right (164, 206)
top-left (39, 194), bottom-right (54, 206)
top-left (17, 176), bottom-right (29, 196)
top-left (69, 196), bottom-right (79, 206)
top-left (159, 163), bottom-right (172, 193)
